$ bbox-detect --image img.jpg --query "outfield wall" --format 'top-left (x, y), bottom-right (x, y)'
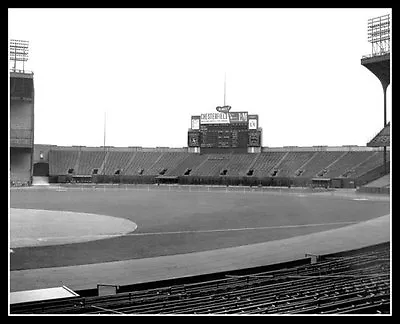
top-left (53, 174), bottom-right (364, 189)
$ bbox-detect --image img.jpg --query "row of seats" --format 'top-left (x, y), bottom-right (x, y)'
top-left (165, 154), bottom-right (209, 177)
top-left (48, 150), bottom-right (80, 175)
top-left (274, 151), bottom-right (316, 177)
top-left (223, 154), bottom-right (259, 177)
top-left (350, 151), bottom-right (390, 178)
top-left (48, 149), bottom-right (387, 179)
top-left (77, 151), bottom-right (107, 175)
top-left (324, 151), bottom-right (377, 178)
top-left (299, 151), bottom-right (345, 178)
top-left (143, 152), bottom-right (190, 176)
top-left (124, 152), bottom-right (163, 175)
top-left (190, 154), bottom-right (232, 177)
top-left (102, 151), bottom-right (133, 175)
top-left (251, 152), bottom-right (286, 177)
top-left (362, 174), bottom-right (390, 188)
top-left (11, 243), bottom-right (389, 314)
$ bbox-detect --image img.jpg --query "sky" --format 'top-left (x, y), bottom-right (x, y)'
top-left (8, 8), bottom-right (391, 148)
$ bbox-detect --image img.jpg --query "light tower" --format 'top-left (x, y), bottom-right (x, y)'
top-left (9, 39), bottom-right (29, 73)
top-left (361, 13), bottom-right (390, 174)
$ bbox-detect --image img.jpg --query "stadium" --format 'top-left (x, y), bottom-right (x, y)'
top-left (9, 12), bottom-right (391, 315)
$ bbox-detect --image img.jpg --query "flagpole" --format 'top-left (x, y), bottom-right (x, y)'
top-left (103, 111), bottom-right (106, 148)
top-left (103, 112), bottom-right (106, 177)
top-left (224, 72), bottom-right (226, 106)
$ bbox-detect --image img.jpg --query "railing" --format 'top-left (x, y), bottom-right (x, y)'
top-left (10, 69), bottom-right (34, 74)
top-left (361, 52), bottom-right (390, 59)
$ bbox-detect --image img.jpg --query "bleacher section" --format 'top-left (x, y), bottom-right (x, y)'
top-left (350, 151), bottom-right (390, 178)
top-left (274, 151), bottom-right (316, 177)
top-left (11, 243), bottom-right (389, 314)
top-left (363, 174), bottom-right (390, 188)
top-left (223, 154), bottom-right (259, 177)
top-left (124, 152), bottom-right (163, 175)
top-left (46, 148), bottom-right (388, 188)
top-left (143, 152), bottom-right (190, 176)
top-left (76, 151), bottom-right (107, 175)
top-left (358, 174), bottom-right (390, 194)
top-left (324, 151), bottom-right (376, 178)
top-left (166, 154), bottom-right (209, 176)
top-left (251, 152), bottom-right (286, 177)
top-left (190, 154), bottom-right (232, 177)
top-left (49, 150), bottom-right (80, 175)
top-left (102, 151), bottom-right (134, 175)
top-left (298, 151), bottom-right (345, 178)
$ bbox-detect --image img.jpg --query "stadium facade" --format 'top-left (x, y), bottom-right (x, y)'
top-left (10, 71), bottom-right (35, 186)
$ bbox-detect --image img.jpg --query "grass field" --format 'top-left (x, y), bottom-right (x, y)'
top-left (10, 186), bottom-right (389, 271)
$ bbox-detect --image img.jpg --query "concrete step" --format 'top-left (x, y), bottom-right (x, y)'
top-left (32, 176), bottom-right (49, 186)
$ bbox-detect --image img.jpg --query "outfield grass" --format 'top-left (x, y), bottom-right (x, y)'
top-left (10, 187), bottom-right (389, 270)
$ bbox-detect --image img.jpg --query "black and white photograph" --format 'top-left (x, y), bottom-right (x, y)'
top-left (9, 8), bottom-right (391, 315)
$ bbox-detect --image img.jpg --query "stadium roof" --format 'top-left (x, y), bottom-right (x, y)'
top-left (367, 123), bottom-right (390, 147)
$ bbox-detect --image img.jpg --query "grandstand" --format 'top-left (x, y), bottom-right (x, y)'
top-left (358, 174), bottom-right (390, 195)
top-left (250, 151), bottom-right (286, 178)
top-left (76, 150), bottom-right (107, 176)
top-left (323, 151), bottom-right (378, 179)
top-left (48, 150), bottom-right (80, 176)
top-left (10, 243), bottom-right (389, 314)
top-left (102, 151), bottom-right (134, 175)
top-left (42, 145), bottom-right (388, 189)
top-left (223, 153), bottom-right (258, 177)
top-left (165, 153), bottom-right (208, 177)
top-left (350, 151), bottom-right (389, 178)
top-left (190, 153), bottom-right (233, 177)
top-left (143, 152), bottom-right (190, 176)
top-left (273, 151), bottom-right (316, 178)
top-left (297, 151), bottom-right (345, 178)
top-left (124, 152), bottom-right (163, 175)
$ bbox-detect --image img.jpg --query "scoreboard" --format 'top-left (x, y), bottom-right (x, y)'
top-left (199, 123), bottom-right (248, 149)
top-left (188, 110), bottom-right (261, 152)
top-left (248, 130), bottom-right (261, 146)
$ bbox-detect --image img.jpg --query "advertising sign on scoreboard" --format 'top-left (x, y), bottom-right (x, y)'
top-left (200, 111), bottom-right (248, 125)
top-left (200, 112), bottom-right (230, 124)
top-left (248, 119), bottom-right (257, 129)
top-left (248, 114), bottom-right (258, 130)
top-left (248, 130), bottom-right (261, 147)
top-left (229, 112), bottom-right (248, 123)
top-left (191, 116), bottom-right (200, 130)
top-left (188, 131), bottom-right (200, 147)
